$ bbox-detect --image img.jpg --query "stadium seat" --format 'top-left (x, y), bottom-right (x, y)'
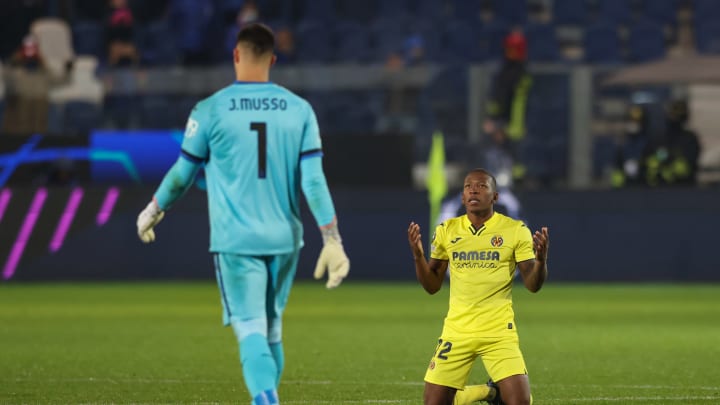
top-left (295, 20), bottom-right (334, 63)
top-left (583, 23), bottom-right (622, 63)
top-left (376, 0), bottom-right (411, 20)
top-left (442, 22), bottom-right (482, 63)
top-left (136, 20), bottom-right (180, 66)
top-left (333, 21), bottom-right (372, 63)
top-left (63, 101), bottom-right (102, 134)
top-left (695, 21), bottom-right (720, 54)
top-left (368, 17), bottom-right (409, 63)
top-left (477, 20), bottom-right (510, 61)
top-left (336, 0), bottom-right (377, 23)
top-left (412, 0), bottom-right (445, 22)
top-left (552, 0), bottom-right (589, 25)
top-left (72, 20), bottom-right (105, 59)
top-left (138, 96), bottom-right (177, 129)
top-left (693, 0), bottom-right (720, 25)
top-left (642, 0), bottom-right (678, 27)
top-left (492, 0), bottom-right (527, 25)
top-left (526, 23), bottom-right (561, 62)
top-left (594, 0), bottom-right (635, 26)
top-left (30, 18), bottom-right (75, 78)
top-left (627, 21), bottom-right (667, 62)
top-left (298, 0), bottom-right (336, 22)
top-left (451, 0), bottom-right (482, 23)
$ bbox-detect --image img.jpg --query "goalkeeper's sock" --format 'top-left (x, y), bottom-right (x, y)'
top-left (269, 341), bottom-right (284, 384)
top-left (453, 384), bottom-right (494, 405)
top-left (240, 333), bottom-right (278, 400)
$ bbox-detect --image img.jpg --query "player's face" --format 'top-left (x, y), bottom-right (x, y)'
top-left (462, 172), bottom-right (498, 213)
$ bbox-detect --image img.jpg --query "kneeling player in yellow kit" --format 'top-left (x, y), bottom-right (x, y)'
top-left (408, 168), bottom-right (549, 405)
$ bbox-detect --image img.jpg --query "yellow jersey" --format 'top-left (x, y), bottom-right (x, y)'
top-left (430, 212), bottom-right (535, 336)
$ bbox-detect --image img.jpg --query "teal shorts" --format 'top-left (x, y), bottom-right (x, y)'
top-left (213, 251), bottom-right (300, 335)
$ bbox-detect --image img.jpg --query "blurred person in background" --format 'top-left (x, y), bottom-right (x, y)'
top-left (135, 23), bottom-right (350, 405)
top-left (379, 34), bottom-right (426, 133)
top-left (408, 168), bottom-right (549, 405)
top-left (643, 99), bottom-right (701, 186)
top-left (105, 0), bottom-right (139, 66)
top-left (611, 103), bottom-right (653, 188)
top-left (170, 0), bottom-right (215, 66)
top-left (2, 34), bottom-right (52, 134)
top-left (483, 29), bottom-right (532, 185)
top-left (273, 25), bottom-right (296, 65)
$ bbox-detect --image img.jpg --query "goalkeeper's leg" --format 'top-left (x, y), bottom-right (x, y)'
top-left (267, 251), bottom-right (300, 386)
top-left (216, 254), bottom-right (279, 405)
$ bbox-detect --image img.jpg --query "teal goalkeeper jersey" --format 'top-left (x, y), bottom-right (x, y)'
top-left (180, 81), bottom-right (322, 255)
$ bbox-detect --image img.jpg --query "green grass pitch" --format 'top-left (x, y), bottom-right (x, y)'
top-left (1, 282), bottom-right (719, 404)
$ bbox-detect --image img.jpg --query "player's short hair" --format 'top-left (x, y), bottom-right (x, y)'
top-left (467, 168), bottom-right (498, 191)
top-left (236, 23), bottom-right (275, 58)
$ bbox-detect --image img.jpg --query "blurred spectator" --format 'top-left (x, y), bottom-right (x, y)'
top-left (385, 34), bottom-right (426, 71)
top-left (170, 0), bottom-right (215, 66)
top-left (224, 1), bottom-right (262, 56)
top-left (1, 34), bottom-right (53, 134)
top-left (611, 103), bottom-right (652, 187)
top-left (483, 28), bottom-right (532, 184)
top-left (377, 34), bottom-right (427, 133)
top-left (643, 99), bottom-right (701, 186)
top-left (274, 26), bottom-right (296, 65)
top-left (105, 0), bottom-right (139, 66)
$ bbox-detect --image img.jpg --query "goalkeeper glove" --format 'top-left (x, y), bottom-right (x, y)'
top-left (136, 199), bottom-right (165, 243)
top-left (313, 223), bottom-right (350, 289)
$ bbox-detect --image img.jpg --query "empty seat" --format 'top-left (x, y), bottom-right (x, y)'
top-left (63, 101), bottom-right (102, 134)
top-left (72, 20), bottom-right (105, 59)
top-left (493, 0), bottom-right (527, 25)
top-left (583, 23), bottom-right (622, 63)
top-left (526, 23), bottom-right (561, 62)
top-left (31, 18), bottom-right (75, 77)
top-left (628, 21), bottom-right (666, 62)
top-left (295, 20), bottom-right (333, 63)
top-left (552, 0), bottom-right (589, 25)
top-left (333, 21), bottom-right (372, 63)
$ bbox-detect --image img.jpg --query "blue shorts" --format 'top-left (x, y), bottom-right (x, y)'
top-left (213, 251), bottom-right (300, 335)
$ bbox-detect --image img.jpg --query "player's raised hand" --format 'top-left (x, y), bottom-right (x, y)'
top-left (137, 199), bottom-right (165, 243)
top-left (407, 222), bottom-right (425, 259)
top-left (533, 227), bottom-right (549, 261)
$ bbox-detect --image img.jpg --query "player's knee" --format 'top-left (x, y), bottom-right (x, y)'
top-left (268, 318), bottom-right (282, 344)
top-left (231, 317), bottom-right (268, 341)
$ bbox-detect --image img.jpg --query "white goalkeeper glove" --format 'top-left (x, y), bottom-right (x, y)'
top-left (136, 199), bottom-right (165, 243)
top-left (313, 223), bottom-right (350, 289)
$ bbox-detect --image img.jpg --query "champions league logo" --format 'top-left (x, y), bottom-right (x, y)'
top-left (490, 235), bottom-right (504, 247)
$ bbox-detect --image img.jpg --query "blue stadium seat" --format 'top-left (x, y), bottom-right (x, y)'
top-left (594, 0), bottom-right (635, 26)
top-left (492, 0), bottom-right (527, 25)
top-left (298, 0), bottom-right (336, 22)
top-left (325, 91), bottom-right (377, 134)
top-left (63, 101), bottom-right (102, 134)
top-left (138, 96), bottom-right (176, 129)
top-left (104, 95), bottom-right (136, 129)
top-left (592, 135), bottom-right (618, 178)
top-left (368, 17), bottom-right (409, 63)
top-left (442, 22), bottom-right (482, 63)
top-left (336, 0), bottom-right (377, 22)
top-left (377, 0), bottom-right (408, 16)
top-left (694, 0), bottom-right (720, 25)
top-left (136, 20), bottom-right (180, 66)
top-left (413, 0), bottom-right (445, 22)
top-left (452, 0), bottom-right (482, 23)
top-left (695, 22), bottom-right (720, 54)
top-left (295, 20), bottom-right (334, 63)
top-left (583, 23), bottom-right (622, 63)
top-left (526, 23), bottom-right (561, 62)
top-left (628, 21), bottom-right (666, 62)
top-left (477, 20), bottom-right (510, 61)
top-left (333, 21), bottom-right (372, 63)
top-left (72, 20), bottom-right (104, 59)
top-left (552, 0), bottom-right (589, 25)
top-left (643, 0), bottom-right (678, 26)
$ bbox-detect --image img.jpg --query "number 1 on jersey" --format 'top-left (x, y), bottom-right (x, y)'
top-left (251, 122), bottom-right (267, 178)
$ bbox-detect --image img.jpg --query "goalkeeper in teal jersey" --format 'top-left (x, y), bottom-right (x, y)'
top-left (136, 23), bottom-right (350, 405)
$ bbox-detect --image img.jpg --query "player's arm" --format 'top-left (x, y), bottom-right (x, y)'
top-left (407, 222), bottom-right (448, 294)
top-left (517, 227), bottom-right (549, 293)
top-left (301, 150), bottom-right (350, 288)
top-left (137, 104), bottom-right (210, 243)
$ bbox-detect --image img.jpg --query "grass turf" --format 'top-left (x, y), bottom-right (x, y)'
top-left (1, 282), bottom-right (719, 404)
